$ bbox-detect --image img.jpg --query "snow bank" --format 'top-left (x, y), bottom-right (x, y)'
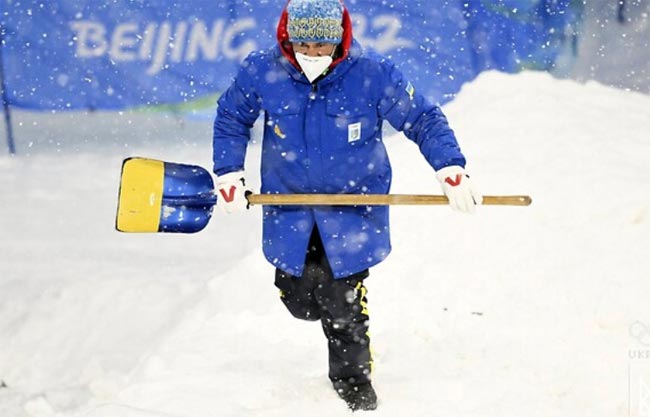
top-left (1, 71), bottom-right (649, 417)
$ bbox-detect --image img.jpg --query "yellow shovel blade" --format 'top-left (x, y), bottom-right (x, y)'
top-left (115, 158), bottom-right (165, 232)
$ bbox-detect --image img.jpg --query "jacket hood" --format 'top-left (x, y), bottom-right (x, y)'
top-left (276, 0), bottom-right (353, 70)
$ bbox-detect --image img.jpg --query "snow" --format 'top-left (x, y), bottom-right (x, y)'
top-left (1, 70), bottom-right (650, 417)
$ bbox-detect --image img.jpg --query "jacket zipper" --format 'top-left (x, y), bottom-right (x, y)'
top-left (305, 82), bottom-right (322, 191)
top-left (309, 83), bottom-right (317, 100)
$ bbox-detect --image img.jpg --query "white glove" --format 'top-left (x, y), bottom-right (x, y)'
top-left (436, 166), bottom-right (482, 213)
top-left (215, 171), bottom-right (252, 214)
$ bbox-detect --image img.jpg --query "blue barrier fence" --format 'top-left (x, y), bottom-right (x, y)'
top-left (0, 0), bottom-right (583, 153)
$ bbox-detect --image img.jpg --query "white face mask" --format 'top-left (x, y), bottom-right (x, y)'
top-left (295, 53), bottom-right (333, 83)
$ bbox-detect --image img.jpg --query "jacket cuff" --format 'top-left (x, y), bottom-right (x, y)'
top-left (214, 166), bottom-right (244, 177)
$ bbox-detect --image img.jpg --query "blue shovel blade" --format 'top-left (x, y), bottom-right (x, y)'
top-left (159, 161), bottom-right (217, 233)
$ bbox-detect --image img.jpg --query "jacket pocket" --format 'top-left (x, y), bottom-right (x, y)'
top-left (261, 100), bottom-right (308, 187)
top-left (325, 94), bottom-right (379, 150)
top-left (265, 99), bottom-right (304, 151)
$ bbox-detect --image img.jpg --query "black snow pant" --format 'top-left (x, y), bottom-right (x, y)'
top-left (274, 226), bottom-right (372, 386)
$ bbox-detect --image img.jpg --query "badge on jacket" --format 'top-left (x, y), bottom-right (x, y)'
top-left (274, 123), bottom-right (287, 139)
top-left (348, 122), bottom-right (362, 143)
top-left (406, 81), bottom-right (415, 100)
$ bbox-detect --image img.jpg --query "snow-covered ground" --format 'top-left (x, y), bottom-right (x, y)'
top-left (1, 70), bottom-right (649, 417)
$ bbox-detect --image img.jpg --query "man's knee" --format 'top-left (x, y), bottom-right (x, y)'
top-left (275, 268), bottom-right (321, 321)
top-left (315, 270), bottom-right (370, 321)
top-left (279, 295), bottom-right (321, 321)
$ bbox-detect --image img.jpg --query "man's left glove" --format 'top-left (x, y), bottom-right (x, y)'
top-left (215, 171), bottom-right (252, 214)
top-left (436, 165), bottom-right (482, 214)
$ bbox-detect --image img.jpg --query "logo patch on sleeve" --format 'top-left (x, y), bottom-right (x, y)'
top-left (273, 124), bottom-right (287, 139)
top-left (348, 122), bottom-right (362, 143)
top-left (405, 81), bottom-right (415, 100)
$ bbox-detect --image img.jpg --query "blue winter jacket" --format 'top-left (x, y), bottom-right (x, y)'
top-left (213, 15), bottom-right (466, 279)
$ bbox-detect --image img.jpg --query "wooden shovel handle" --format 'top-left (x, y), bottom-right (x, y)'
top-left (247, 194), bottom-right (531, 206)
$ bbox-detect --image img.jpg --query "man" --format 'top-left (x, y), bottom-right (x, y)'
top-left (212, 0), bottom-right (481, 411)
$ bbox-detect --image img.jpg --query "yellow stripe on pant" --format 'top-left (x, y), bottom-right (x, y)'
top-left (355, 281), bottom-right (374, 374)
top-left (116, 158), bottom-right (165, 233)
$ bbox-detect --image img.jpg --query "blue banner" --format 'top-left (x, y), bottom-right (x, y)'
top-left (0, 1), bottom-right (582, 110)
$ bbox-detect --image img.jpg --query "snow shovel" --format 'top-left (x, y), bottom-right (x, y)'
top-left (116, 157), bottom-right (532, 233)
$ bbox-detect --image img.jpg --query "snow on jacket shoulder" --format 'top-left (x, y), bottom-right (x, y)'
top-left (213, 40), bottom-right (466, 278)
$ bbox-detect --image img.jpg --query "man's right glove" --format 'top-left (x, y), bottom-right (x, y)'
top-left (215, 171), bottom-right (252, 214)
top-left (436, 165), bottom-right (482, 214)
